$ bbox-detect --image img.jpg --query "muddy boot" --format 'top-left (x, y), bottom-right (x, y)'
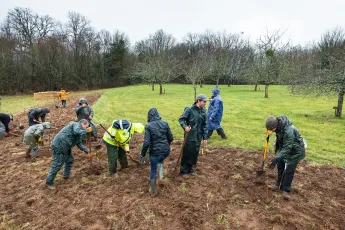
top-left (157, 163), bottom-right (164, 180)
top-left (191, 166), bottom-right (197, 176)
top-left (271, 184), bottom-right (279, 192)
top-left (25, 149), bottom-right (31, 159)
top-left (282, 191), bottom-right (291, 200)
top-left (149, 179), bottom-right (157, 196)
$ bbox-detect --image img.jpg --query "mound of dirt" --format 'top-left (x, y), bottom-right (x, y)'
top-left (0, 93), bottom-right (344, 229)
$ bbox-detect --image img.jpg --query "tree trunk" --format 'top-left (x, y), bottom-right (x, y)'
top-left (199, 81), bottom-right (203, 88)
top-left (152, 83), bottom-right (154, 91)
top-left (227, 79), bottom-right (231, 87)
top-left (194, 84), bottom-right (197, 101)
top-left (254, 84), bottom-right (258, 91)
top-left (264, 84), bottom-right (269, 98)
top-left (159, 83), bottom-right (163, 95)
top-left (216, 79), bottom-right (219, 88)
top-left (336, 89), bottom-right (344, 117)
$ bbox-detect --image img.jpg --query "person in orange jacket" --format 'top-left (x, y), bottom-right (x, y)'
top-left (58, 88), bottom-right (69, 108)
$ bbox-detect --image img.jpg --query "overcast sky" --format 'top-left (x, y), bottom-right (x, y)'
top-left (1, 0), bottom-right (344, 46)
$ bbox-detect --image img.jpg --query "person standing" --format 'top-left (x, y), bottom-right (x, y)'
top-left (266, 115), bottom-right (306, 200)
top-left (178, 94), bottom-right (208, 175)
top-left (75, 98), bottom-right (98, 139)
top-left (45, 119), bottom-right (92, 189)
top-left (207, 88), bottom-right (227, 139)
top-left (58, 88), bottom-right (69, 108)
top-left (28, 108), bottom-right (50, 126)
top-left (140, 108), bottom-right (173, 195)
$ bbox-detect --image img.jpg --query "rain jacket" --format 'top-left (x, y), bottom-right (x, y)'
top-left (141, 108), bottom-right (173, 157)
top-left (179, 103), bottom-right (208, 142)
top-left (102, 120), bottom-right (144, 152)
top-left (23, 122), bottom-right (51, 149)
top-left (274, 116), bottom-right (305, 165)
top-left (58, 90), bottom-right (68, 100)
top-left (75, 103), bottom-right (94, 121)
top-left (207, 88), bottom-right (224, 130)
top-left (51, 122), bottom-right (90, 154)
top-left (0, 113), bottom-right (11, 132)
top-left (28, 108), bottom-right (50, 122)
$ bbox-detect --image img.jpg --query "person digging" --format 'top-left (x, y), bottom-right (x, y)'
top-left (0, 113), bottom-right (14, 137)
top-left (27, 108), bottom-right (50, 126)
top-left (45, 119), bottom-right (92, 189)
top-left (23, 122), bottom-right (51, 161)
top-left (266, 115), bottom-right (306, 200)
top-left (102, 120), bottom-right (144, 177)
top-left (140, 108), bottom-right (173, 196)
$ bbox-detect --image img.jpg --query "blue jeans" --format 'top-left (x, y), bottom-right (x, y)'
top-left (61, 100), bottom-right (66, 108)
top-left (46, 146), bottom-right (74, 186)
top-left (149, 153), bottom-right (169, 179)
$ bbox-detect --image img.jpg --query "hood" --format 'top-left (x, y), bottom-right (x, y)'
top-left (79, 98), bottom-right (88, 104)
top-left (147, 108), bottom-right (161, 122)
top-left (42, 108), bottom-right (50, 114)
top-left (212, 88), bottom-right (220, 97)
top-left (112, 120), bottom-right (132, 131)
top-left (276, 115), bottom-right (292, 133)
top-left (42, 122), bottom-right (51, 129)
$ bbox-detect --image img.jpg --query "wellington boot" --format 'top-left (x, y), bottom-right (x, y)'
top-left (25, 149), bottom-right (31, 159)
top-left (149, 179), bottom-right (157, 196)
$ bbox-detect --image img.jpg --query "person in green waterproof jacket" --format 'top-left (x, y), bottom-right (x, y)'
top-left (45, 119), bottom-right (92, 189)
top-left (266, 115), bottom-right (306, 200)
top-left (178, 94), bottom-right (208, 175)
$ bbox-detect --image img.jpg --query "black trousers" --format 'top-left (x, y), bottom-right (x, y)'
top-left (276, 160), bottom-right (298, 192)
top-left (180, 141), bottom-right (201, 174)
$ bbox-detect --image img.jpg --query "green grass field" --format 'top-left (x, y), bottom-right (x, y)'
top-left (93, 84), bottom-right (345, 167)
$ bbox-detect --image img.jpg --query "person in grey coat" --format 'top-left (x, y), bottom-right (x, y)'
top-left (45, 119), bottom-right (92, 189)
top-left (23, 122), bottom-right (51, 161)
top-left (74, 98), bottom-right (98, 138)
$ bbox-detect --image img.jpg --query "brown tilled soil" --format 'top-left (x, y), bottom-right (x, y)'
top-left (0, 93), bottom-right (344, 230)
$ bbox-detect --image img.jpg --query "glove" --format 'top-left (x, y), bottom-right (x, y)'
top-left (38, 136), bottom-right (43, 142)
top-left (268, 158), bottom-right (278, 169)
top-left (87, 127), bottom-right (92, 132)
top-left (88, 153), bottom-right (92, 159)
top-left (140, 156), bottom-right (146, 164)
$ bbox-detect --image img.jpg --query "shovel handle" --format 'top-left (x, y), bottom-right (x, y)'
top-left (174, 132), bottom-right (189, 173)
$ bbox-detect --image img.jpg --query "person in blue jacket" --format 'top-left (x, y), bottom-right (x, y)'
top-left (207, 88), bottom-right (227, 139)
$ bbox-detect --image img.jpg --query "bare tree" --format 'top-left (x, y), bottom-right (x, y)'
top-left (291, 28), bottom-right (345, 117)
top-left (134, 29), bottom-right (178, 94)
top-left (254, 29), bottom-right (290, 98)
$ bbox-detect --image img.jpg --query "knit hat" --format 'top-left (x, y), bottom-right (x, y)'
top-left (265, 115), bottom-right (278, 130)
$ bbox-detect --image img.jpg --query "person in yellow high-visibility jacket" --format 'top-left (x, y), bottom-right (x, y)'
top-left (58, 88), bottom-right (69, 108)
top-left (102, 120), bottom-right (144, 176)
